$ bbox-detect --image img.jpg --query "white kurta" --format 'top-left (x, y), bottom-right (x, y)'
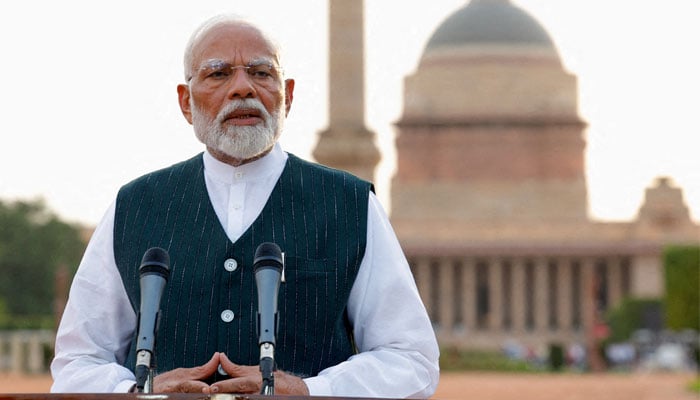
top-left (51, 144), bottom-right (439, 398)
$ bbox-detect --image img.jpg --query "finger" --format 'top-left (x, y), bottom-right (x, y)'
top-left (190, 352), bottom-right (221, 380)
top-left (210, 376), bottom-right (261, 394)
top-left (154, 374), bottom-right (212, 393)
top-left (181, 380), bottom-right (212, 394)
top-left (218, 353), bottom-right (258, 378)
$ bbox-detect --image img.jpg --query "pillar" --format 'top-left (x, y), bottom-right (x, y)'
top-left (488, 259), bottom-right (503, 331)
top-left (462, 257), bottom-right (477, 333)
top-left (511, 258), bottom-right (526, 333)
top-left (557, 258), bottom-right (573, 332)
top-left (313, 0), bottom-right (380, 181)
top-left (534, 258), bottom-right (549, 332)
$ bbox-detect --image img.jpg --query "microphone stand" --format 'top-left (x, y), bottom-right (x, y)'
top-left (259, 342), bottom-right (275, 395)
top-left (134, 345), bottom-right (157, 393)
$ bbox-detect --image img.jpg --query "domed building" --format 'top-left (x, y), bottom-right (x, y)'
top-left (390, 0), bottom-right (699, 356)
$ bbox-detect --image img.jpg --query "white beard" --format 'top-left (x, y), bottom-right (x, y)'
top-left (191, 98), bottom-right (284, 161)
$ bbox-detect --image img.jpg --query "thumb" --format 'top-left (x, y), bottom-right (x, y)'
top-left (192, 352), bottom-right (221, 379)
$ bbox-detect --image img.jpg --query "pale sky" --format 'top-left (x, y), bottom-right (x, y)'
top-left (1, 0), bottom-right (698, 226)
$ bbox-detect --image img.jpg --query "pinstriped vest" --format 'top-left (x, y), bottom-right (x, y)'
top-left (113, 152), bottom-right (372, 378)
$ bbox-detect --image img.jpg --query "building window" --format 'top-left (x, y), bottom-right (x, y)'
top-left (453, 260), bottom-right (464, 330)
top-left (525, 260), bottom-right (535, 331)
top-left (571, 260), bottom-right (582, 330)
top-left (621, 257), bottom-right (631, 298)
top-left (476, 260), bottom-right (489, 330)
top-left (595, 260), bottom-right (609, 313)
top-left (548, 260), bottom-right (558, 330)
top-left (502, 260), bottom-right (513, 331)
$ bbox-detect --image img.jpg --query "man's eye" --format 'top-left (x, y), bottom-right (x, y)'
top-left (206, 68), bottom-right (230, 79)
top-left (249, 66), bottom-right (273, 78)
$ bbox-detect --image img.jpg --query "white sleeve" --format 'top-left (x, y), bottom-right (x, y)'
top-left (303, 193), bottom-right (440, 398)
top-left (50, 200), bottom-right (138, 393)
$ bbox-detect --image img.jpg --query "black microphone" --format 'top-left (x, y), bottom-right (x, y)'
top-left (134, 247), bottom-right (170, 393)
top-left (253, 242), bottom-right (283, 395)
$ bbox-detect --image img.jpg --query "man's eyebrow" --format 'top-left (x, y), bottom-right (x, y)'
top-left (199, 57), bottom-right (277, 66)
top-left (247, 57), bottom-right (278, 67)
top-left (198, 58), bottom-right (227, 68)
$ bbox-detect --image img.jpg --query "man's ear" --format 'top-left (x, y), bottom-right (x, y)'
top-left (177, 84), bottom-right (193, 124)
top-left (284, 79), bottom-right (295, 117)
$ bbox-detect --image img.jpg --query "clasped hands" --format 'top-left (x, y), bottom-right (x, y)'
top-left (151, 352), bottom-right (309, 395)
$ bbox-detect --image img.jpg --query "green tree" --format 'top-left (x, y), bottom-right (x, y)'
top-left (0, 198), bottom-right (86, 328)
top-left (605, 298), bottom-right (663, 343)
top-left (664, 246), bottom-right (700, 331)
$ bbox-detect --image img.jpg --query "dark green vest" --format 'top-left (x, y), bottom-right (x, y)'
top-left (114, 153), bottom-right (372, 378)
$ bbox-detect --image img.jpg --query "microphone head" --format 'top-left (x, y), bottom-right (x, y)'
top-left (140, 247), bottom-right (170, 280)
top-left (254, 242), bottom-right (283, 272)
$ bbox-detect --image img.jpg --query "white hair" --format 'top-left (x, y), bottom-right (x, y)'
top-left (183, 14), bottom-right (284, 81)
top-left (191, 97), bottom-right (285, 161)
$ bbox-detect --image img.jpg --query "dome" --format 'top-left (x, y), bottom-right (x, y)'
top-left (425, 0), bottom-right (558, 54)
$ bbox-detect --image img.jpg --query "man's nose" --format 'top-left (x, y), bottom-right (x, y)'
top-left (226, 69), bottom-right (256, 99)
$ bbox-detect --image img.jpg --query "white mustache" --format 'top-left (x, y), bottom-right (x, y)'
top-left (216, 98), bottom-right (270, 125)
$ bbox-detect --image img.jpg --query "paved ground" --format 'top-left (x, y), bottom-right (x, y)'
top-left (434, 371), bottom-right (697, 400)
top-left (0, 371), bottom-right (697, 399)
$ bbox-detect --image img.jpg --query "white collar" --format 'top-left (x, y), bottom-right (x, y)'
top-left (202, 143), bottom-right (288, 185)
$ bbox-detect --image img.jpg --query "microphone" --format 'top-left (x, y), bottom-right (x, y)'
top-left (253, 242), bottom-right (283, 395)
top-left (134, 247), bottom-right (170, 393)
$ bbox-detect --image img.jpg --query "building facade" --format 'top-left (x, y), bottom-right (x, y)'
top-left (391, 0), bottom-right (699, 356)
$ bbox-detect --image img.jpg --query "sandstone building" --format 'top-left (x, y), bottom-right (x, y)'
top-left (390, 0), bottom-right (699, 353)
top-left (315, 0), bottom-right (698, 357)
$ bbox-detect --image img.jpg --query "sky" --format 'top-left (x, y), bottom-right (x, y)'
top-left (0, 0), bottom-right (698, 227)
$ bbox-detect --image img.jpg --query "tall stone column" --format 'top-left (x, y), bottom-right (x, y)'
top-left (582, 258), bottom-right (605, 371)
top-left (557, 259), bottom-right (573, 332)
top-left (511, 258), bottom-right (527, 333)
top-left (462, 257), bottom-right (477, 333)
top-left (313, 0), bottom-right (380, 182)
top-left (439, 258), bottom-right (455, 336)
top-left (488, 259), bottom-right (503, 331)
top-left (534, 258), bottom-right (549, 332)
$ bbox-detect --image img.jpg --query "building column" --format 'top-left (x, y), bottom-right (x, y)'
top-left (582, 258), bottom-right (605, 371)
top-left (439, 258), bottom-right (455, 336)
top-left (534, 258), bottom-right (549, 332)
top-left (313, 0), bottom-right (380, 181)
top-left (557, 258), bottom-right (573, 332)
top-left (511, 258), bottom-right (526, 333)
top-left (581, 258), bottom-right (595, 334)
top-left (462, 257), bottom-right (477, 333)
top-left (488, 259), bottom-right (503, 332)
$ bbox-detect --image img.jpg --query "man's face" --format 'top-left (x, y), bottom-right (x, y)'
top-left (177, 23), bottom-right (295, 164)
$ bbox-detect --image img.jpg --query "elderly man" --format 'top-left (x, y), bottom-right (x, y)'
top-left (51, 15), bottom-right (439, 398)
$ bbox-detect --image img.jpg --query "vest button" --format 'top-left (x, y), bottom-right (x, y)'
top-left (221, 309), bottom-right (235, 322)
top-left (224, 258), bottom-right (238, 272)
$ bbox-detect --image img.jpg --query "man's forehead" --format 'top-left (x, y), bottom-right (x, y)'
top-left (192, 23), bottom-right (279, 64)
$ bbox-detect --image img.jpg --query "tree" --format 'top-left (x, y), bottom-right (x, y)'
top-left (0, 198), bottom-right (86, 328)
top-left (664, 246), bottom-right (700, 331)
top-left (605, 298), bottom-right (663, 343)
